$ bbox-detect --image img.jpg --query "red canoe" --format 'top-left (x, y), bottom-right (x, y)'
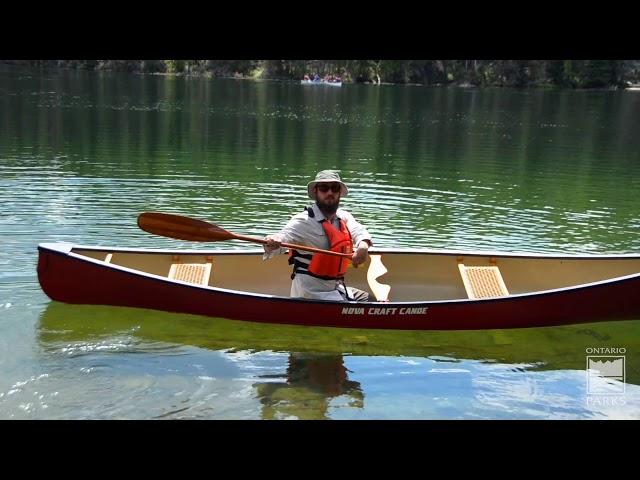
top-left (37, 242), bottom-right (640, 330)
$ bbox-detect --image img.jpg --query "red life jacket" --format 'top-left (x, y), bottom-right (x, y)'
top-left (289, 216), bottom-right (353, 280)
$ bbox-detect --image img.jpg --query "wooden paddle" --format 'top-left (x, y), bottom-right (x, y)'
top-left (137, 212), bottom-right (353, 259)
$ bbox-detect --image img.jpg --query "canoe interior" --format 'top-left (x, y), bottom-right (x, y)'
top-left (72, 247), bottom-right (640, 302)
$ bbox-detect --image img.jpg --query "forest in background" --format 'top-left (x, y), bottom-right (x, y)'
top-left (3, 60), bottom-right (640, 89)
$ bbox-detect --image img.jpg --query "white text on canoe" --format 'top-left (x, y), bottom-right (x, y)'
top-left (341, 307), bottom-right (428, 315)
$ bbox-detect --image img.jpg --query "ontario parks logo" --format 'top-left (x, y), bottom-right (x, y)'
top-left (585, 347), bottom-right (626, 406)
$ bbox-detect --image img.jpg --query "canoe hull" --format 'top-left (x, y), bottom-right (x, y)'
top-left (37, 243), bottom-right (640, 330)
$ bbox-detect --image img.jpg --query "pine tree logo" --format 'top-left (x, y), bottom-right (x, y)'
top-left (586, 356), bottom-right (625, 394)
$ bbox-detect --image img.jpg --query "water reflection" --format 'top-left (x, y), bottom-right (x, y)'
top-left (3, 66), bottom-right (640, 258)
top-left (37, 302), bottom-right (372, 419)
top-left (36, 301), bottom-right (640, 421)
top-left (37, 302), bottom-right (640, 381)
top-left (255, 353), bottom-right (363, 420)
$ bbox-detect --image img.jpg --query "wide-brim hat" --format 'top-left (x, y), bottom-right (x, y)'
top-left (307, 170), bottom-right (349, 198)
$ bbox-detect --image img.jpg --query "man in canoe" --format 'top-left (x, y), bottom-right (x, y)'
top-left (263, 170), bottom-right (373, 301)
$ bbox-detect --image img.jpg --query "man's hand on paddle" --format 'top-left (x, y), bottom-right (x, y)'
top-left (264, 234), bottom-right (283, 254)
top-left (351, 241), bottom-right (370, 268)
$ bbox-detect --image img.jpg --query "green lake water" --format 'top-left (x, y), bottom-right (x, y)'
top-left (1, 65), bottom-right (640, 419)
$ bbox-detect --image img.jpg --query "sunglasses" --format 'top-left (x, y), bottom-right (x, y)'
top-left (316, 183), bottom-right (341, 193)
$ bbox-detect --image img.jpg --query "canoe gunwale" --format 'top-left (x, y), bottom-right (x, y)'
top-left (41, 242), bottom-right (640, 260)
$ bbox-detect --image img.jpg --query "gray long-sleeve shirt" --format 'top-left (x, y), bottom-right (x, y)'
top-left (264, 203), bottom-right (372, 301)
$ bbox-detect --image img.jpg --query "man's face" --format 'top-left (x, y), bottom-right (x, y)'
top-left (314, 182), bottom-right (342, 213)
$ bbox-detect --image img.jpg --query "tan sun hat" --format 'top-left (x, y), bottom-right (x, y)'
top-left (307, 170), bottom-right (349, 198)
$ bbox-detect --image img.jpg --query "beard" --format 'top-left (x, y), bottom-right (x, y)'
top-left (316, 197), bottom-right (340, 215)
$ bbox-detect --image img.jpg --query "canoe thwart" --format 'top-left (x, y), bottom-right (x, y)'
top-left (458, 264), bottom-right (509, 299)
top-left (168, 256), bottom-right (213, 286)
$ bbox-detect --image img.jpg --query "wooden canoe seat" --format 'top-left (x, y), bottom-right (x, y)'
top-left (168, 256), bottom-right (213, 286)
top-left (458, 264), bottom-right (509, 299)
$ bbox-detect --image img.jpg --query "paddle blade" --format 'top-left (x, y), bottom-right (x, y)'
top-left (138, 212), bottom-right (235, 242)
top-left (367, 254), bottom-right (391, 302)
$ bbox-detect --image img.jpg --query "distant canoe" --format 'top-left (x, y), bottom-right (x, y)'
top-left (37, 242), bottom-right (640, 330)
top-left (301, 80), bottom-right (342, 87)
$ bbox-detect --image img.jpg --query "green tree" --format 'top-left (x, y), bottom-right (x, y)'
top-left (581, 60), bottom-right (617, 88)
top-left (165, 60), bottom-right (185, 74)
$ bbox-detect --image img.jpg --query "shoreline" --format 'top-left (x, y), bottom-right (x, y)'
top-left (2, 63), bottom-right (639, 91)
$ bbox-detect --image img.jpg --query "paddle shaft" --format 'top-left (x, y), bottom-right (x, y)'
top-left (231, 233), bottom-right (353, 259)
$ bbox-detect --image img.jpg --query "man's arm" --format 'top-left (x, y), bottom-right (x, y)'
top-left (342, 210), bottom-right (372, 267)
top-left (263, 213), bottom-right (310, 258)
